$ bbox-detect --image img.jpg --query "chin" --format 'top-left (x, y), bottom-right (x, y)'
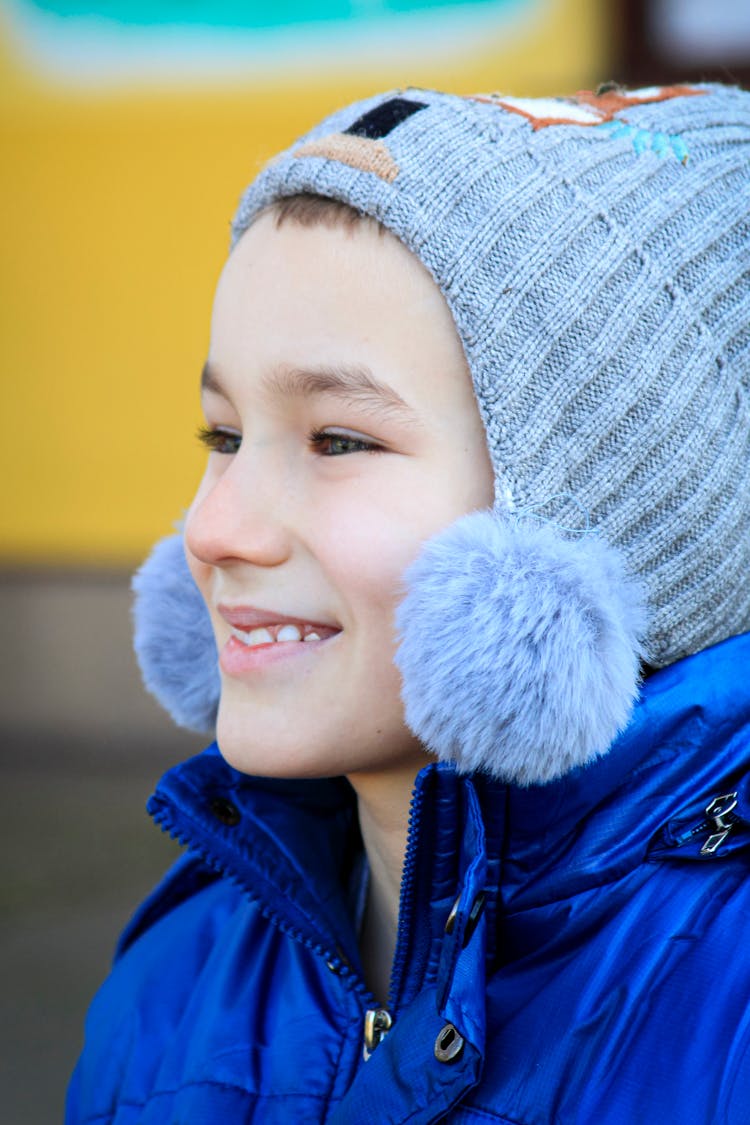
top-left (215, 703), bottom-right (427, 781)
top-left (215, 713), bottom-right (341, 780)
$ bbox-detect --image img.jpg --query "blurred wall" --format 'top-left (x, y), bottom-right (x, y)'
top-left (0, 0), bottom-right (610, 567)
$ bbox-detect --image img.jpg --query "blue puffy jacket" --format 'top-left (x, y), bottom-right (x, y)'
top-left (68, 633), bottom-right (750, 1124)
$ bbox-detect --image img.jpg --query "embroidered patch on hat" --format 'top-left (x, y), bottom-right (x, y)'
top-left (294, 133), bottom-right (400, 182)
top-left (343, 96), bottom-right (427, 139)
top-left (294, 96), bottom-right (427, 184)
top-left (472, 84), bottom-right (705, 130)
top-left (597, 119), bottom-right (690, 163)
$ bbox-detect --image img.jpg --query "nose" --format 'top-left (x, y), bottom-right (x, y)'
top-left (185, 449), bottom-right (294, 570)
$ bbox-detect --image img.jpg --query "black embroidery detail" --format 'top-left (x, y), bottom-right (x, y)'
top-left (344, 98), bottom-right (427, 140)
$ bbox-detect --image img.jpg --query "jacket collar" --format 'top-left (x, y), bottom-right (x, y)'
top-left (148, 632), bottom-right (750, 986)
top-left (498, 630), bottom-right (750, 915)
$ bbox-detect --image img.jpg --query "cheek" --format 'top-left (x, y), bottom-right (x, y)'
top-left (313, 480), bottom-right (461, 623)
top-left (322, 516), bottom-right (406, 622)
top-left (319, 462), bottom-right (492, 651)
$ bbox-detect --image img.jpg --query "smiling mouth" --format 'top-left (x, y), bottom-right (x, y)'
top-left (230, 623), bottom-right (338, 648)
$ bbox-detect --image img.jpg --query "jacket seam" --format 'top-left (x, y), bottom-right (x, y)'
top-left (322, 998), bottom-right (360, 1115)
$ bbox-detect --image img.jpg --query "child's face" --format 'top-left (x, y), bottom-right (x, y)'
top-left (185, 211), bottom-right (494, 780)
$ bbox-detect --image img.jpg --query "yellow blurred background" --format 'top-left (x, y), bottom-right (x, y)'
top-left (1, 0), bottom-right (610, 565)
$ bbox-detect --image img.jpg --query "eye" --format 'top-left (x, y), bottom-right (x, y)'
top-left (196, 425), bottom-right (241, 455)
top-left (308, 428), bottom-right (383, 456)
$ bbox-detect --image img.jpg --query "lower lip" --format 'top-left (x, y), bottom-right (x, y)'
top-left (219, 633), bottom-right (336, 678)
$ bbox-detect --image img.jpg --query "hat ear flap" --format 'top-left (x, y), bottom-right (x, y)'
top-left (395, 509), bottom-right (647, 785)
top-left (132, 533), bottom-right (220, 732)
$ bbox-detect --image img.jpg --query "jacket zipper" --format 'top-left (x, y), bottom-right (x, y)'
top-left (668, 791), bottom-right (740, 855)
top-left (149, 799), bottom-right (377, 1015)
top-left (152, 783), bottom-right (431, 1066)
top-left (362, 1007), bottom-right (392, 1060)
top-left (360, 779), bottom-right (426, 1057)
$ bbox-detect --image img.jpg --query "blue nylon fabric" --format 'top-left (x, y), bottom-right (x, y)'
top-left (145, 754), bottom-right (363, 965)
top-left (328, 988), bottom-right (483, 1125)
top-left (499, 635), bottom-right (750, 919)
top-left (387, 766), bottom-right (485, 1015)
top-left (436, 780), bottom-right (488, 1055)
top-left (68, 633), bottom-right (750, 1123)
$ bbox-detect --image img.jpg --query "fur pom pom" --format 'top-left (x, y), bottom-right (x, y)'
top-left (395, 511), bottom-right (647, 785)
top-left (132, 533), bottom-right (220, 732)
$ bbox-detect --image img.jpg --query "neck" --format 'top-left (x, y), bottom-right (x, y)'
top-left (348, 759), bottom-right (423, 1006)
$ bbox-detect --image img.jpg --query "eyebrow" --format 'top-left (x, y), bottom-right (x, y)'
top-left (201, 360), bottom-right (419, 424)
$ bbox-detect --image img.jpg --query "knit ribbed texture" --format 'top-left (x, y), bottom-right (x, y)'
top-left (232, 85), bottom-right (750, 667)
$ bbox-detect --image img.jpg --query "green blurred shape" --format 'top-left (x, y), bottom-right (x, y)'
top-left (28, 0), bottom-right (521, 30)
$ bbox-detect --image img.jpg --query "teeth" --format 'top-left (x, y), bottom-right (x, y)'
top-left (244, 627), bottom-right (274, 647)
top-left (276, 624), bottom-right (302, 643)
top-left (231, 623), bottom-right (314, 647)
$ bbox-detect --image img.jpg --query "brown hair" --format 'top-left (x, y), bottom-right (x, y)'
top-left (263, 192), bottom-right (385, 234)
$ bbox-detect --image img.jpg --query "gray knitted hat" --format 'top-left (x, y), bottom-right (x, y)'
top-left (134, 83), bottom-right (750, 784)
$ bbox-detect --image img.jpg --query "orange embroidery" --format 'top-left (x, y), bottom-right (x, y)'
top-left (294, 134), bottom-right (399, 183)
top-left (471, 85), bottom-right (706, 131)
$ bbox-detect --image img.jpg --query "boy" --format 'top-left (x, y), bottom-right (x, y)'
top-left (69, 84), bottom-right (750, 1123)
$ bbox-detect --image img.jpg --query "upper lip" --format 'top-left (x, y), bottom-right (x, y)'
top-left (218, 604), bottom-right (339, 632)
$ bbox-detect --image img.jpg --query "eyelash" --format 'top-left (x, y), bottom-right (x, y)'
top-left (196, 425), bottom-right (383, 457)
top-left (307, 427), bottom-right (384, 456)
top-left (196, 425), bottom-right (241, 455)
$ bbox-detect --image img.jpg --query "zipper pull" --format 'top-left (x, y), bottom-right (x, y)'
top-left (363, 1007), bottom-right (392, 1061)
top-left (700, 792), bottom-right (738, 855)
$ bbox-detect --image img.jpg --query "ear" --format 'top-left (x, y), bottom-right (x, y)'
top-left (395, 510), bottom-right (647, 785)
top-left (131, 533), bottom-right (220, 732)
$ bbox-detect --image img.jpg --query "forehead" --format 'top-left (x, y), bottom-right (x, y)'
top-left (216, 208), bottom-right (451, 326)
top-left (208, 211), bottom-right (474, 413)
